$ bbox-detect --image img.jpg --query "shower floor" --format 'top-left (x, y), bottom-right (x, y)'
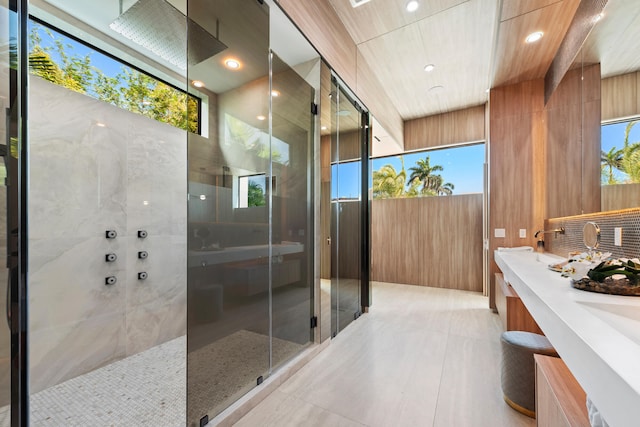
top-left (0, 328), bottom-right (305, 427)
top-left (30, 336), bottom-right (186, 426)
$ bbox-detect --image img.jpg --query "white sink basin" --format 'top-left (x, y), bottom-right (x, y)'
top-left (576, 301), bottom-right (640, 346)
top-left (536, 252), bottom-right (565, 265)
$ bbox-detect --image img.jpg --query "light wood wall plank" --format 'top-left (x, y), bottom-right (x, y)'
top-left (404, 105), bottom-right (486, 151)
top-left (545, 64), bottom-right (601, 218)
top-left (601, 71), bottom-right (640, 121)
top-left (501, 0), bottom-right (563, 21)
top-left (601, 183), bottom-right (640, 211)
top-left (372, 195), bottom-right (483, 292)
top-left (489, 79), bottom-right (546, 308)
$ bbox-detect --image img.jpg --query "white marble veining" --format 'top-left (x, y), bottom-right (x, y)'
top-left (28, 77), bottom-right (187, 393)
top-left (495, 250), bottom-right (640, 427)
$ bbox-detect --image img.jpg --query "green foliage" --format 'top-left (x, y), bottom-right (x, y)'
top-left (620, 121), bottom-right (640, 183)
top-left (247, 181), bottom-right (266, 207)
top-left (601, 146), bottom-right (623, 184)
top-left (372, 155), bottom-right (455, 199)
top-left (27, 23), bottom-right (198, 133)
top-left (372, 161), bottom-right (407, 199)
top-left (601, 120), bottom-right (640, 185)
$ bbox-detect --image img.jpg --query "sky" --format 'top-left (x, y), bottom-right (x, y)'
top-left (30, 20), bottom-right (124, 80)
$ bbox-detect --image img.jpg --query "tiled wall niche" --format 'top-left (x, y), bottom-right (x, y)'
top-left (545, 207), bottom-right (640, 259)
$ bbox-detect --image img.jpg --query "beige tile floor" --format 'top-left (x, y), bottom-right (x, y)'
top-left (234, 281), bottom-right (536, 427)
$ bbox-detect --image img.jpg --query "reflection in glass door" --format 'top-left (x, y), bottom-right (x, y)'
top-left (0, 3), bottom-right (11, 425)
top-left (330, 78), bottom-right (365, 336)
top-left (270, 52), bottom-right (314, 370)
top-left (1, 1), bottom-right (24, 425)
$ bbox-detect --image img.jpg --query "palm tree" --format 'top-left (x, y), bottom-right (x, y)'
top-left (408, 156), bottom-right (444, 195)
top-left (432, 175), bottom-right (455, 195)
top-left (620, 120), bottom-right (640, 183)
top-left (601, 146), bottom-right (623, 184)
top-left (372, 161), bottom-right (407, 199)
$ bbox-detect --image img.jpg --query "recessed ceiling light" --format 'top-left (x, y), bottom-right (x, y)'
top-left (321, 126), bottom-right (327, 130)
top-left (192, 80), bottom-right (205, 88)
top-left (96, 122), bottom-right (106, 127)
top-left (271, 90), bottom-right (280, 97)
top-left (349, 0), bottom-right (372, 8)
top-left (257, 115), bottom-right (266, 121)
top-left (224, 58), bottom-right (241, 69)
top-left (485, 88), bottom-right (490, 93)
top-left (424, 64), bottom-right (435, 72)
top-left (406, 0), bottom-right (419, 12)
top-left (525, 31), bottom-right (543, 44)
top-left (428, 85), bottom-right (444, 93)
top-left (199, 195), bottom-right (207, 200)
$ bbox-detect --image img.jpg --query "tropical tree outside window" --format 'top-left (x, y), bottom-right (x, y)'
top-left (238, 175), bottom-right (266, 208)
top-left (28, 19), bottom-right (200, 133)
top-left (371, 143), bottom-right (484, 200)
top-left (601, 119), bottom-right (640, 185)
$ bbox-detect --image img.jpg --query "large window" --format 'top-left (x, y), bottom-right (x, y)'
top-left (371, 143), bottom-right (484, 199)
top-left (601, 118), bottom-right (640, 185)
top-left (28, 18), bottom-right (200, 133)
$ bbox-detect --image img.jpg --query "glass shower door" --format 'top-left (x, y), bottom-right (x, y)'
top-left (270, 52), bottom-right (314, 369)
top-left (0, 3), bottom-right (11, 424)
top-left (330, 79), bottom-right (363, 336)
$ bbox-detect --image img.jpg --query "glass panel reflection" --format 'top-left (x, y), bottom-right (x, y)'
top-left (187, 0), bottom-right (270, 423)
top-left (331, 80), bottom-right (362, 336)
top-left (270, 53), bottom-right (314, 370)
top-left (0, 2), bottom-right (12, 425)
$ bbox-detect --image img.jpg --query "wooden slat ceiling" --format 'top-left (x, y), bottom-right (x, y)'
top-left (579, 0), bottom-right (640, 79)
top-left (328, 0), bottom-right (585, 120)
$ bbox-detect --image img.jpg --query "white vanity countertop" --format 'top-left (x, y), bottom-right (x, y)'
top-left (495, 250), bottom-right (640, 427)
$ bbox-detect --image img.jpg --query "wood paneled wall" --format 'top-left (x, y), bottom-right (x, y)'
top-left (276, 0), bottom-right (404, 148)
top-left (601, 71), bottom-right (640, 121)
top-left (489, 79), bottom-right (547, 308)
top-left (404, 105), bottom-right (486, 151)
top-left (545, 64), bottom-right (601, 218)
top-left (602, 183), bottom-right (640, 211)
top-left (371, 195), bottom-right (483, 292)
top-left (489, 65), bottom-right (602, 308)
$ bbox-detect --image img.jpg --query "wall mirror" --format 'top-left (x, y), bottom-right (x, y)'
top-left (576, 0), bottom-right (640, 212)
top-left (583, 221), bottom-right (601, 251)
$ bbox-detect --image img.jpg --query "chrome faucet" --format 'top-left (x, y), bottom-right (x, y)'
top-left (534, 227), bottom-right (565, 238)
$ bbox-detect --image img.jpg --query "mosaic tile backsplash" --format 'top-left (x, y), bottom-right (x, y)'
top-left (545, 208), bottom-right (640, 259)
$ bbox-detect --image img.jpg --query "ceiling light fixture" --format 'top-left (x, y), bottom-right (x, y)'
top-left (191, 80), bottom-right (205, 88)
top-left (349, 0), bottom-right (372, 8)
top-left (525, 31), bottom-right (543, 44)
top-left (424, 64), bottom-right (435, 72)
top-left (593, 12), bottom-right (604, 23)
top-left (321, 126), bottom-right (328, 130)
top-left (96, 122), bottom-right (106, 127)
top-left (406, 0), bottom-right (419, 12)
top-left (271, 90), bottom-right (280, 97)
top-left (225, 58), bottom-right (241, 69)
top-left (257, 115), bottom-right (266, 121)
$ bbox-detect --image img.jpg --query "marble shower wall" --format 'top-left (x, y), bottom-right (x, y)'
top-left (28, 77), bottom-right (187, 393)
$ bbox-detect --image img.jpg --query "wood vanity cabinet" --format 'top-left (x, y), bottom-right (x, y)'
top-left (535, 355), bottom-right (590, 426)
top-left (494, 273), bottom-right (544, 334)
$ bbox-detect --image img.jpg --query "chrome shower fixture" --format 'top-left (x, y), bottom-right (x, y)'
top-left (110, 0), bottom-right (227, 70)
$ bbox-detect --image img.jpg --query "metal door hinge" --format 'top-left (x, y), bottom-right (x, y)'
top-left (310, 316), bottom-right (318, 328)
top-left (311, 102), bottom-right (318, 115)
